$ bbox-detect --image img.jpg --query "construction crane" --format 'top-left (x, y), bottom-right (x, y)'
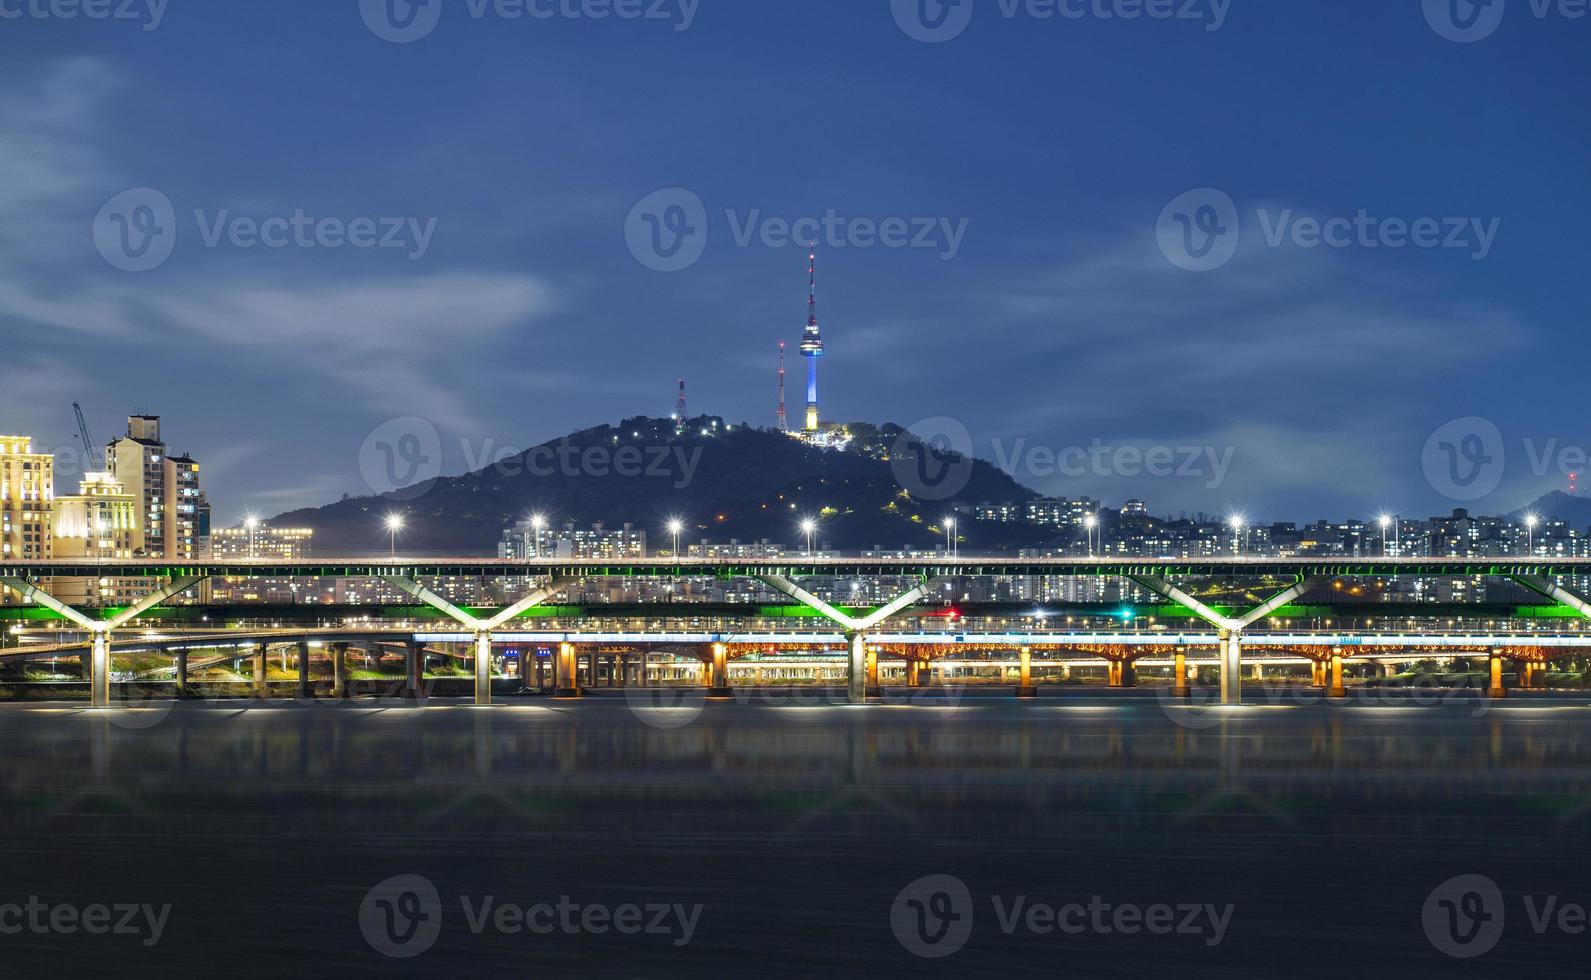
top-left (73, 402), bottom-right (102, 471)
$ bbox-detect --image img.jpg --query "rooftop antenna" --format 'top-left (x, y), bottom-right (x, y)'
top-left (776, 341), bottom-right (788, 432)
top-left (675, 379), bottom-right (687, 421)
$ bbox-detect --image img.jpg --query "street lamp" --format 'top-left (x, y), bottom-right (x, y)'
top-left (1084, 514), bottom-right (1098, 557)
top-left (1229, 515), bottom-right (1246, 556)
top-left (529, 513), bottom-right (547, 558)
top-left (384, 513), bottom-right (405, 559)
top-left (244, 514), bottom-right (260, 560)
top-left (1378, 514), bottom-right (1398, 556)
top-left (1525, 513), bottom-right (1540, 556)
top-left (666, 518), bottom-right (684, 557)
top-left (801, 518), bottom-right (817, 557)
top-left (944, 516), bottom-right (957, 559)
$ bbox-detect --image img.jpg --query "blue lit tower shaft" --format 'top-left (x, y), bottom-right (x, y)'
top-left (800, 246), bottom-right (824, 431)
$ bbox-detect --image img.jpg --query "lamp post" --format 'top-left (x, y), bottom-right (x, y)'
top-left (945, 516), bottom-right (957, 559)
top-left (1229, 516), bottom-right (1246, 556)
top-left (667, 518), bottom-right (684, 558)
top-left (1378, 514), bottom-right (1399, 557)
top-left (384, 513), bottom-right (405, 559)
top-left (529, 513), bottom-right (547, 558)
top-left (1525, 513), bottom-right (1539, 556)
top-left (801, 518), bottom-right (817, 558)
top-left (244, 514), bottom-right (260, 560)
top-left (1084, 514), bottom-right (1097, 558)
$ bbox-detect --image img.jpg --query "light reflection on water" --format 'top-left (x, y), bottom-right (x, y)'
top-left (1, 697), bottom-right (1588, 977)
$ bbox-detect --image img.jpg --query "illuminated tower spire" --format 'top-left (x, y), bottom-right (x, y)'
top-left (674, 379), bottom-right (687, 422)
top-left (776, 341), bottom-right (788, 432)
top-left (799, 244), bottom-right (824, 431)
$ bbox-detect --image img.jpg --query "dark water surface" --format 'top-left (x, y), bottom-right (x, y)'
top-left (2, 691), bottom-right (1589, 977)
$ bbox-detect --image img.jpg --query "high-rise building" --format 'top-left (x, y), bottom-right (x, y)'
top-left (105, 416), bottom-right (211, 559)
top-left (0, 435), bottom-right (54, 562)
top-left (800, 246), bottom-right (824, 431)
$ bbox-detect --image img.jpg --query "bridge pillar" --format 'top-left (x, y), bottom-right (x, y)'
top-left (906, 659), bottom-right (922, 688)
top-left (1121, 660), bottom-right (1136, 688)
top-left (1172, 650), bottom-right (1190, 699)
top-left (866, 645), bottom-right (880, 697)
top-left (846, 633), bottom-right (866, 704)
top-left (710, 643), bottom-right (731, 697)
top-left (1329, 653), bottom-right (1346, 698)
top-left (91, 630), bottom-right (110, 708)
top-left (175, 647), bottom-right (189, 698)
top-left (296, 642), bottom-right (310, 700)
top-left (1311, 660), bottom-right (1327, 688)
top-left (1017, 646), bottom-right (1036, 698)
top-left (1519, 661), bottom-right (1539, 690)
top-left (254, 643), bottom-right (269, 698)
top-left (555, 643), bottom-right (581, 698)
top-left (406, 640), bottom-right (423, 699)
top-left (333, 643), bottom-right (349, 698)
top-left (1488, 653), bottom-right (1506, 699)
top-left (474, 632), bottom-right (493, 706)
top-left (1219, 631), bottom-right (1243, 705)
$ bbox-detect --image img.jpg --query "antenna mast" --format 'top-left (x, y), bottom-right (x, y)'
top-left (776, 342), bottom-right (788, 431)
top-left (675, 379), bottom-right (687, 421)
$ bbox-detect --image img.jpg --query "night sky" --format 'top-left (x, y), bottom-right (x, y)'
top-left (3, 0), bottom-right (1586, 525)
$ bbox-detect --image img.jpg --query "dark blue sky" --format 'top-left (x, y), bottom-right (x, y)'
top-left (3, 0), bottom-right (1587, 525)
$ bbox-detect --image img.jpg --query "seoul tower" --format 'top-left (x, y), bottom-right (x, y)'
top-left (799, 244), bottom-right (824, 431)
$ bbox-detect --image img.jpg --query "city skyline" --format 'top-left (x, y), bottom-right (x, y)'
top-left (3, 4), bottom-right (1586, 523)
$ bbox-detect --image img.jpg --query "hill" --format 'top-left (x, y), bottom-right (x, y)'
top-left (271, 417), bottom-right (1060, 554)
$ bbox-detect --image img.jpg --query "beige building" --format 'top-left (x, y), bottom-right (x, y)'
top-left (0, 435), bottom-right (54, 561)
top-left (49, 472), bottom-right (146, 606)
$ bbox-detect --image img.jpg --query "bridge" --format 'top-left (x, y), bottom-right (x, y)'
top-left (4, 557), bottom-right (1591, 707)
